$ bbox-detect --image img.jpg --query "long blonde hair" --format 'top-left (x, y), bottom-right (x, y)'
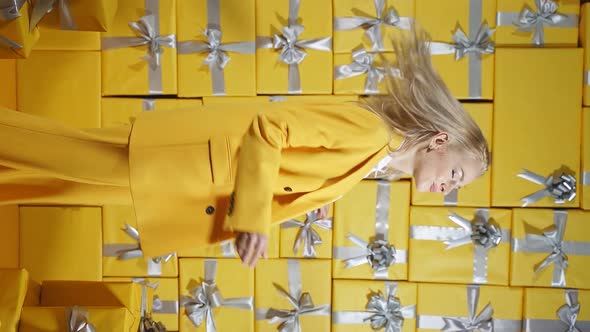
top-left (361, 27), bottom-right (491, 181)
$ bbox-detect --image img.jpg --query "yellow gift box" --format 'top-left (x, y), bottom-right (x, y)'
top-left (0, 59), bottom-right (16, 109)
top-left (101, 0), bottom-right (177, 96)
top-left (582, 3), bottom-right (590, 106)
top-left (256, 0), bottom-right (333, 94)
top-left (28, 0), bottom-right (117, 32)
top-left (408, 207), bottom-right (512, 285)
top-left (102, 205), bottom-right (178, 277)
top-left (19, 206), bottom-right (102, 283)
top-left (203, 95), bottom-right (358, 104)
top-left (33, 27), bottom-right (100, 51)
top-left (17, 50), bottom-right (101, 128)
top-left (510, 209), bottom-right (590, 289)
top-left (0, 269), bottom-right (37, 332)
top-left (496, 0), bottom-right (579, 47)
top-left (416, 0), bottom-right (495, 99)
top-left (0, 1), bottom-right (40, 58)
top-left (524, 288), bottom-right (590, 330)
top-left (412, 103), bottom-right (492, 206)
top-left (333, 180), bottom-right (410, 280)
top-left (0, 206), bottom-right (19, 269)
top-left (177, 0), bottom-right (256, 97)
top-left (416, 283), bottom-right (522, 331)
top-left (492, 48), bottom-right (582, 207)
top-left (334, 50), bottom-right (394, 95)
top-left (584, 108), bottom-right (590, 210)
top-left (332, 280), bottom-right (417, 332)
top-left (104, 277), bottom-right (179, 331)
top-left (101, 98), bottom-right (203, 128)
top-left (280, 204), bottom-right (333, 259)
top-left (19, 306), bottom-right (134, 332)
top-left (255, 259), bottom-right (331, 332)
top-left (179, 258), bottom-right (254, 332)
top-left (333, 0), bottom-right (414, 53)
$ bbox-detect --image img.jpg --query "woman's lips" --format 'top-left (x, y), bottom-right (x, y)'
top-left (429, 182), bottom-right (436, 193)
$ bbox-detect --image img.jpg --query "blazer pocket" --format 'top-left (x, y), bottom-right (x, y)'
top-left (209, 135), bottom-right (233, 185)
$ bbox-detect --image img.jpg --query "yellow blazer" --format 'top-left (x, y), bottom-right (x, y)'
top-left (128, 101), bottom-right (402, 256)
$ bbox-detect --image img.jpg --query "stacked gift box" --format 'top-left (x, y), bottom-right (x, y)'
top-left (2, 0), bottom-right (590, 331)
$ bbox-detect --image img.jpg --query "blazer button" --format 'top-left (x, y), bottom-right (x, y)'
top-left (284, 186), bottom-right (292, 192)
top-left (205, 206), bottom-right (215, 215)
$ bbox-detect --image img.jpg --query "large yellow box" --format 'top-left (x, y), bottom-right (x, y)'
top-left (0, 59), bottom-right (16, 109)
top-left (495, 0), bottom-right (579, 47)
top-left (177, 0), bottom-right (256, 97)
top-left (19, 206), bottom-right (102, 283)
top-left (179, 258), bottom-right (254, 332)
top-left (332, 280), bottom-right (417, 332)
top-left (581, 3), bottom-right (590, 106)
top-left (492, 48), bottom-right (582, 207)
top-left (102, 205), bottom-right (178, 277)
top-left (333, 180), bottom-right (410, 280)
top-left (416, 284), bottom-right (523, 331)
top-left (17, 51), bottom-right (101, 128)
top-left (333, 0), bottom-right (414, 53)
top-left (0, 269), bottom-right (33, 332)
top-left (412, 103), bottom-right (493, 206)
top-left (19, 307), bottom-right (134, 332)
top-left (33, 27), bottom-right (100, 51)
top-left (333, 51), bottom-right (394, 95)
top-left (101, 97), bottom-right (203, 128)
top-left (28, 0), bottom-right (118, 32)
top-left (256, 0), bottom-right (333, 94)
top-left (101, 0), bottom-right (177, 95)
top-left (280, 204), bottom-right (333, 259)
top-left (0, 206), bottom-right (19, 269)
top-left (510, 209), bottom-right (590, 289)
top-left (0, 1), bottom-right (40, 58)
top-left (409, 207), bottom-right (512, 285)
top-left (255, 259), bottom-right (331, 332)
top-left (416, 0), bottom-right (496, 99)
top-left (523, 288), bottom-right (590, 330)
top-left (584, 108), bottom-right (590, 210)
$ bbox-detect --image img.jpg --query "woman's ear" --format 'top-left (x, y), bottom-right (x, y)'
top-left (428, 132), bottom-right (450, 150)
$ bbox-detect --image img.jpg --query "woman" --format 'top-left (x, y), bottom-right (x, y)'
top-left (0, 28), bottom-right (489, 268)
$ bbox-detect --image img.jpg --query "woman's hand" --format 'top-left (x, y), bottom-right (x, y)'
top-left (314, 204), bottom-right (331, 219)
top-left (235, 232), bottom-right (268, 268)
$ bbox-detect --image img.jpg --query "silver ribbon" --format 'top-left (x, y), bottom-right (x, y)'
top-left (102, 223), bottom-right (176, 277)
top-left (585, 71), bottom-right (590, 87)
top-left (143, 99), bottom-right (156, 111)
top-left (280, 209), bottom-right (333, 258)
top-left (132, 278), bottom-right (179, 315)
top-left (183, 259), bottom-right (253, 332)
top-left (255, 259), bottom-right (331, 332)
top-left (29, 0), bottom-right (76, 31)
top-left (333, 0), bottom-right (412, 51)
top-left (333, 180), bottom-right (407, 279)
top-left (219, 239), bottom-right (237, 258)
top-left (496, 0), bottom-right (578, 46)
top-left (332, 282), bottom-right (416, 332)
top-left (0, 35), bottom-right (22, 49)
top-left (0, 0), bottom-right (24, 22)
top-left (255, 0), bottom-right (332, 94)
top-left (138, 281), bottom-right (168, 332)
top-left (517, 169), bottom-right (577, 207)
top-left (428, 22), bottom-right (495, 99)
top-left (582, 171), bottom-right (589, 186)
top-left (409, 209), bottom-right (509, 284)
top-left (66, 306), bottom-right (96, 332)
top-left (102, 3), bottom-right (177, 95)
top-left (334, 48), bottom-right (386, 94)
top-left (444, 189), bottom-right (459, 206)
top-left (524, 289), bottom-right (590, 332)
top-left (512, 210), bottom-right (590, 287)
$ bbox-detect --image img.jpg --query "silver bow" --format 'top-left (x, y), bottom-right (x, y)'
top-left (334, 48), bottom-right (386, 94)
top-left (0, 0), bottom-right (24, 22)
top-left (137, 280), bottom-right (168, 332)
top-left (29, 0), bottom-right (76, 31)
top-left (444, 211), bottom-right (502, 250)
top-left (364, 284), bottom-right (416, 332)
top-left (334, 0), bottom-right (411, 51)
top-left (527, 213), bottom-right (569, 285)
top-left (342, 233), bottom-right (396, 272)
top-left (127, 15), bottom-right (176, 70)
top-left (557, 291), bottom-right (581, 332)
top-left (442, 287), bottom-right (494, 332)
top-left (281, 209), bottom-right (333, 258)
top-left (67, 306), bottom-right (96, 332)
top-left (514, 0), bottom-right (573, 46)
top-left (451, 23), bottom-right (495, 60)
top-left (518, 169), bottom-right (577, 206)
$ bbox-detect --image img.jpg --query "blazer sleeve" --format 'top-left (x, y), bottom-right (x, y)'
top-left (223, 102), bottom-right (390, 235)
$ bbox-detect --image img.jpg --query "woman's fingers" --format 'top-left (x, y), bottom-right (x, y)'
top-left (236, 233), bottom-right (247, 260)
top-left (249, 235), bottom-right (268, 268)
top-left (243, 234), bottom-right (258, 266)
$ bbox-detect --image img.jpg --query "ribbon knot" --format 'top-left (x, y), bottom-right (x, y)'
top-left (530, 224), bottom-right (569, 277)
top-left (514, 0), bottom-right (571, 46)
top-left (444, 211), bottom-right (503, 251)
top-left (364, 290), bottom-right (410, 332)
top-left (442, 286), bottom-right (494, 332)
top-left (127, 15), bottom-right (176, 70)
top-left (271, 24), bottom-right (308, 65)
top-left (451, 23), bottom-right (495, 61)
top-left (67, 306), bottom-right (96, 332)
top-left (557, 291), bottom-right (581, 332)
top-left (200, 28), bottom-right (231, 69)
top-left (281, 209), bottom-right (333, 258)
top-left (29, 0), bottom-right (77, 31)
top-left (266, 289), bottom-right (329, 332)
top-left (334, 48), bottom-right (387, 94)
top-left (518, 169), bottom-right (577, 207)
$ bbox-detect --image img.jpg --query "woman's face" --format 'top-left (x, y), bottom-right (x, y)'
top-left (412, 134), bottom-right (483, 194)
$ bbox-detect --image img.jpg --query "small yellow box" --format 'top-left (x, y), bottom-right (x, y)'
top-left (523, 288), bottom-right (590, 330)
top-left (0, 59), bottom-right (16, 109)
top-left (0, 1), bottom-right (40, 58)
top-left (101, 98), bottom-right (203, 128)
top-left (0, 206), bottom-right (19, 269)
top-left (19, 306), bottom-right (134, 332)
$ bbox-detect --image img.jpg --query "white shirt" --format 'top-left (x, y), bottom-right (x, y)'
top-left (364, 154), bottom-right (393, 179)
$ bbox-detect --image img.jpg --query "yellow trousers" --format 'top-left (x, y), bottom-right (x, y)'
top-left (0, 107), bottom-right (133, 206)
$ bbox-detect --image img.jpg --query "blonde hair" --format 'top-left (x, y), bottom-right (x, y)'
top-left (361, 27), bottom-right (491, 181)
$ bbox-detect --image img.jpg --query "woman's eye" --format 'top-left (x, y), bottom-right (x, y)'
top-left (451, 170), bottom-right (455, 178)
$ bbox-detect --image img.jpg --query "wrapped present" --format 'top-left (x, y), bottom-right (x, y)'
top-left (333, 180), bottom-right (410, 280)
top-left (0, 59), bottom-right (16, 108)
top-left (332, 280), bottom-right (417, 332)
top-left (0, 205), bottom-right (18, 268)
top-left (409, 207), bottom-right (511, 285)
top-left (203, 95), bottom-right (358, 104)
top-left (101, 97), bottom-right (203, 128)
top-left (17, 50), bottom-right (101, 128)
top-left (412, 103), bottom-right (492, 206)
top-left (582, 3), bottom-right (590, 106)
top-left (280, 204), bottom-right (333, 259)
top-left (511, 209), bottom-right (590, 289)
top-left (495, 0), bottom-right (579, 47)
top-left (19, 306), bottom-right (135, 332)
top-left (101, 0), bottom-right (177, 95)
top-left (416, 0), bottom-right (496, 99)
top-left (19, 206), bottom-right (102, 282)
top-left (334, 49), bottom-right (395, 95)
top-left (523, 288), bottom-right (590, 331)
top-left (0, 0), bottom-right (40, 58)
top-left (255, 0), bottom-right (333, 94)
top-left (255, 259), bottom-right (331, 332)
top-left (0, 269), bottom-right (36, 332)
top-left (416, 284), bottom-right (522, 331)
top-left (28, 0), bottom-right (117, 32)
top-left (102, 205), bottom-right (178, 277)
top-left (492, 48), bottom-right (582, 207)
top-left (33, 27), bottom-right (100, 50)
top-left (179, 258), bottom-right (254, 332)
top-left (333, 0), bottom-right (413, 53)
top-left (177, 0), bottom-right (255, 97)
top-left (584, 108), bottom-right (590, 210)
